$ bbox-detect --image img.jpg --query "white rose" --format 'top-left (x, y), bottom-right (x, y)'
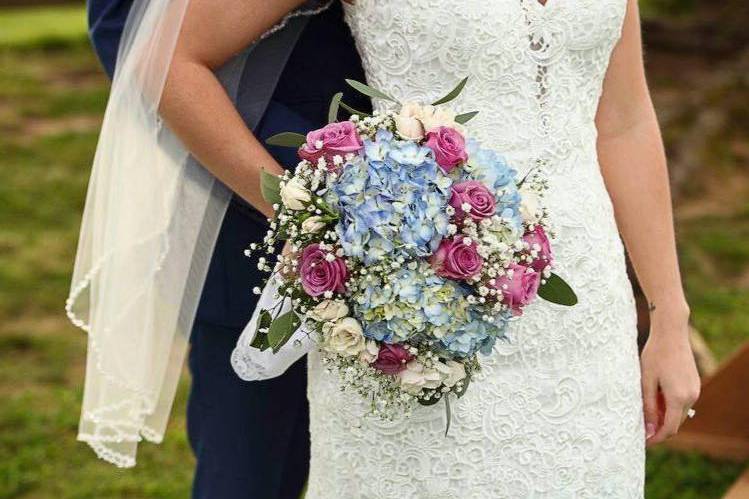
top-left (433, 360), bottom-right (466, 388)
top-left (519, 186), bottom-right (542, 224)
top-left (307, 300), bottom-right (349, 322)
top-left (420, 106), bottom-right (458, 133)
top-left (398, 360), bottom-right (443, 395)
top-left (358, 339), bottom-right (379, 365)
top-left (280, 177), bottom-right (311, 210)
top-left (323, 317), bottom-right (365, 357)
top-left (394, 101), bottom-right (427, 140)
top-left (301, 215), bottom-right (326, 234)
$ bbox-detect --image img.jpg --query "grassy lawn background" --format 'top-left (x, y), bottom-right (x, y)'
top-left (0, 5), bottom-right (746, 498)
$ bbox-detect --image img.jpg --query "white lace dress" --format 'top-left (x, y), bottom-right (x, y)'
top-left (306, 1), bottom-right (645, 497)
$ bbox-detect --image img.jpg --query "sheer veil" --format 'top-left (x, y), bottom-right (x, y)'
top-left (66, 0), bottom-right (331, 467)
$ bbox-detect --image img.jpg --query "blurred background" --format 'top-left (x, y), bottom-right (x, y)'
top-left (0, 1), bottom-right (747, 497)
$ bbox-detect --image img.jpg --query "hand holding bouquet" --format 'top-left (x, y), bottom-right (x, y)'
top-left (246, 79), bottom-right (576, 421)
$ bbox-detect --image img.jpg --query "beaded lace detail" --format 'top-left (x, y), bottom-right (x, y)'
top-left (306, 1), bottom-right (645, 497)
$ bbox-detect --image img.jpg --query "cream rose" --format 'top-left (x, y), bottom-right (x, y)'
top-left (306, 300), bottom-right (349, 322)
top-left (323, 317), bottom-right (365, 357)
top-left (420, 106), bottom-right (459, 133)
top-left (397, 360), bottom-right (443, 395)
top-left (358, 339), bottom-right (380, 365)
top-left (280, 177), bottom-right (311, 210)
top-left (433, 360), bottom-right (466, 388)
top-left (394, 102), bottom-right (427, 140)
top-left (519, 186), bottom-right (542, 224)
top-left (301, 215), bottom-right (326, 234)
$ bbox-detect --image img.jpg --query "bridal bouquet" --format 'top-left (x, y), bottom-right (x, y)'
top-left (247, 78), bottom-right (576, 420)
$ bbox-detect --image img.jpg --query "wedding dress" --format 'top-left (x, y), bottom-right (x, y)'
top-left (305, 0), bottom-right (645, 497)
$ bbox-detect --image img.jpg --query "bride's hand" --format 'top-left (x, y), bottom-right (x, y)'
top-left (640, 305), bottom-right (701, 446)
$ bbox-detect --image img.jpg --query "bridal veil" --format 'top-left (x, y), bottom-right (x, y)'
top-left (66, 0), bottom-right (331, 467)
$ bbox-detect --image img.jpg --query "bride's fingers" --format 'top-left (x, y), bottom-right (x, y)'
top-left (641, 375), bottom-right (659, 442)
top-left (648, 394), bottom-right (683, 445)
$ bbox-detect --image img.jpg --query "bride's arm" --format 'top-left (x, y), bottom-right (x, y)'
top-left (595, 0), bottom-right (700, 445)
top-left (159, 0), bottom-right (307, 218)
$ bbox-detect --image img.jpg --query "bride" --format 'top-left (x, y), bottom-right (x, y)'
top-left (69, 0), bottom-right (700, 497)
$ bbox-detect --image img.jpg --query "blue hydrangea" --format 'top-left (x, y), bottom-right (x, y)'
top-left (330, 130), bottom-right (452, 264)
top-left (355, 263), bottom-right (469, 344)
top-left (353, 262), bottom-right (508, 358)
top-left (438, 309), bottom-right (510, 358)
top-left (464, 138), bottom-right (523, 230)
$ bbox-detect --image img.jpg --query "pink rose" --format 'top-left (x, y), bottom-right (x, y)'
top-left (424, 126), bottom-right (468, 173)
top-left (298, 121), bottom-right (363, 169)
top-left (492, 263), bottom-right (540, 316)
top-left (449, 181), bottom-right (496, 222)
top-left (373, 343), bottom-right (413, 375)
top-left (299, 244), bottom-right (349, 297)
top-left (523, 226), bottom-right (554, 272)
top-left (430, 236), bottom-right (483, 281)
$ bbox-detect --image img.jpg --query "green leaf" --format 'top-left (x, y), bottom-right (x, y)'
top-left (267, 310), bottom-right (302, 353)
top-left (345, 79), bottom-right (399, 103)
top-left (444, 396), bottom-right (452, 437)
top-left (417, 393), bottom-right (442, 406)
top-left (455, 373), bottom-right (471, 398)
top-left (455, 111), bottom-right (479, 124)
top-left (431, 77), bottom-right (469, 106)
top-left (339, 100), bottom-right (372, 118)
top-left (260, 169), bottom-right (282, 207)
top-left (265, 132), bottom-right (306, 148)
top-left (538, 273), bottom-right (578, 306)
top-left (328, 92), bottom-right (343, 123)
top-left (249, 310), bottom-right (273, 351)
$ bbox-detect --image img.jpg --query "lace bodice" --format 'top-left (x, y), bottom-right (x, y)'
top-left (305, 1), bottom-right (645, 497)
top-left (344, 0), bottom-right (625, 168)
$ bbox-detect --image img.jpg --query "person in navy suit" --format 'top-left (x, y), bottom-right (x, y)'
top-left (86, 2), bottom-right (370, 497)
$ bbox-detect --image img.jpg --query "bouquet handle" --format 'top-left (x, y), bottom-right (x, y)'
top-left (231, 278), bottom-right (312, 381)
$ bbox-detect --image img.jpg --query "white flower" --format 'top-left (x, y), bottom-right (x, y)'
top-left (307, 299), bottom-right (349, 322)
top-left (280, 177), bottom-right (311, 210)
top-left (301, 215), bottom-right (326, 234)
top-left (358, 339), bottom-right (379, 365)
top-left (398, 360), bottom-right (443, 395)
top-left (394, 101), bottom-right (426, 140)
top-left (420, 105), bottom-right (459, 133)
top-left (323, 317), bottom-right (366, 357)
top-left (433, 360), bottom-right (466, 388)
top-left (519, 186), bottom-right (542, 224)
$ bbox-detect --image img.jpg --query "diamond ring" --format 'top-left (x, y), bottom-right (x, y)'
top-left (686, 408), bottom-right (696, 419)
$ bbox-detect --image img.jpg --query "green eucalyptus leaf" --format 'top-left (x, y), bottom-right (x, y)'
top-left (444, 396), bottom-right (452, 437)
top-left (538, 273), bottom-right (578, 306)
top-left (265, 132), bottom-right (306, 148)
top-left (345, 79), bottom-right (399, 103)
top-left (455, 111), bottom-right (479, 124)
top-left (432, 77), bottom-right (469, 106)
top-left (267, 310), bottom-right (302, 353)
top-left (260, 169), bottom-right (282, 207)
top-left (328, 92), bottom-right (343, 123)
top-left (339, 100), bottom-right (372, 117)
top-left (249, 310), bottom-right (273, 351)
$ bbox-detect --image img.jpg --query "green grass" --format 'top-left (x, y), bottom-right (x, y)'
top-left (0, 5), bottom-right (747, 499)
top-left (0, 5), bottom-right (88, 49)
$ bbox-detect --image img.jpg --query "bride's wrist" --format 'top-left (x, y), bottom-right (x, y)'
top-left (647, 295), bottom-right (690, 331)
